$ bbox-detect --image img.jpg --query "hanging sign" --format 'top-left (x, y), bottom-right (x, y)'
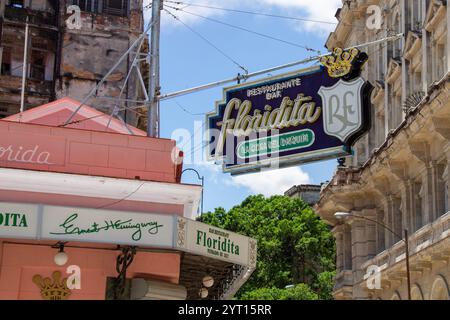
top-left (175, 217), bottom-right (257, 268)
top-left (206, 48), bottom-right (373, 175)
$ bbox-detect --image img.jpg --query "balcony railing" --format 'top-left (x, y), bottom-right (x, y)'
top-left (362, 211), bottom-right (450, 272)
top-left (4, 6), bottom-right (57, 26)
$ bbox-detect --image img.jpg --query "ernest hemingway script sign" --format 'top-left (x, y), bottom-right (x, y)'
top-left (206, 48), bottom-right (373, 175)
top-left (41, 206), bottom-right (174, 247)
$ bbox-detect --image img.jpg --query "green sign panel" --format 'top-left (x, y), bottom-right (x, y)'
top-left (236, 129), bottom-right (315, 159)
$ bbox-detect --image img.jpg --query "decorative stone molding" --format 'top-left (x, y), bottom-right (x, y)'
top-left (386, 58), bottom-right (402, 85)
top-left (425, 0), bottom-right (447, 33)
top-left (404, 31), bottom-right (423, 60)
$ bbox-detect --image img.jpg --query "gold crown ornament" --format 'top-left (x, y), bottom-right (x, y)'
top-left (320, 47), bottom-right (360, 78)
top-left (33, 271), bottom-right (72, 300)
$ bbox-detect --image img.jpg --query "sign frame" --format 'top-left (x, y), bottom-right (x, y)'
top-left (205, 48), bottom-right (373, 175)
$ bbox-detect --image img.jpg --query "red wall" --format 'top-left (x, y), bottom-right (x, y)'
top-left (0, 121), bottom-right (183, 183)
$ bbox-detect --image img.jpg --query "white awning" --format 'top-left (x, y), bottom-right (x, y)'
top-left (0, 168), bottom-right (202, 219)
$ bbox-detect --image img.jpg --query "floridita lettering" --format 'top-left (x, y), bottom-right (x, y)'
top-left (196, 229), bottom-right (240, 256)
top-left (215, 94), bottom-right (321, 157)
top-left (0, 145), bottom-right (53, 165)
top-left (0, 212), bottom-right (28, 228)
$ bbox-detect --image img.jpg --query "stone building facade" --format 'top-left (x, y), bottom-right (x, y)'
top-left (0, 0), bottom-right (148, 128)
top-left (315, 0), bottom-right (450, 300)
top-left (284, 184), bottom-right (322, 206)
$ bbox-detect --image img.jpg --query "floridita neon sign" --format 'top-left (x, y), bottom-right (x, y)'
top-left (0, 145), bottom-right (53, 165)
top-left (207, 47), bottom-right (372, 175)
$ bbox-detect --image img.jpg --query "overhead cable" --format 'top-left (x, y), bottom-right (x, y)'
top-left (164, 0), bottom-right (387, 31)
top-left (164, 8), bottom-right (249, 74)
top-left (164, 4), bottom-right (322, 54)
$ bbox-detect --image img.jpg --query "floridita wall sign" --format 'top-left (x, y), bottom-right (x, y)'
top-left (176, 217), bottom-right (257, 268)
top-left (206, 48), bottom-right (373, 175)
top-left (0, 202), bottom-right (257, 268)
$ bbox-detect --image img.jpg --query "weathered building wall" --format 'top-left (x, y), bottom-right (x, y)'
top-left (0, 0), bottom-right (58, 117)
top-left (0, 0), bottom-right (147, 128)
top-left (316, 0), bottom-right (450, 300)
top-left (56, 0), bottom-right (146, 127)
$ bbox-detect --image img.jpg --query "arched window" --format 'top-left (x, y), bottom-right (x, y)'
top-left (411, 284), bottom-right (424, 300)
top-left (391, 291), bottom-right (401, 300)
top-left (430, 276), bottom-right (450, 300)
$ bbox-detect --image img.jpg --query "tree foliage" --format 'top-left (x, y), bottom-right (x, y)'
top-left (199, 195), bottom-right (335, 300)
top-left (240, 284), bottom-right (318, 300)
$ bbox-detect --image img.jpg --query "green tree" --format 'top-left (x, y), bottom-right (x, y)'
top-left (240, 284), bottom-right (318, 300)
top-left (199, 195), bottom-right (335, 300)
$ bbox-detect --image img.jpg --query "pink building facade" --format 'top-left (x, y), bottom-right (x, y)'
top-left (0, 99), bottom-right (256, 300)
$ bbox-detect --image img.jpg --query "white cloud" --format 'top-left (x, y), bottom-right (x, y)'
top-left (195, 156), bottom-right (310, 197)
top-left (143, 0), bottom-right (341, 35)
top-left (259, 0), bottom-right (341, 34)
top-left (230, 166), bottom-right (310, 197)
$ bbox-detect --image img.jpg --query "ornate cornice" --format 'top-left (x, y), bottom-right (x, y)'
top-left (425, 0), bottom-right (447, 32)
top-left (316, 73), bottom-right (450, 223)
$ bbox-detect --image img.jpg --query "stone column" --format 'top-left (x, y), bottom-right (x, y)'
top-left (431, 160), bottom-right (444, 219)
top-left (343, 224), bottom-right (352, 271)
top-left (447, 0), bottom-right (450, 73)
top-left (399, 179), bottom-right (415, 233)
top-left (383, 198), bottom-right (393, 247)
top-left (362, 209), bottom-right (377, 260)
top-left (400, 0), bottom-right (408, 118)
top-left (422, 0), bottom-right (430, 92)
top-left (390, 196), bottom-right (402, 242)
top-left (333, 225), bottom-right (344, 273)
top-left (445, 150), bottom-right (450, 213)
top-left (422, 162), bottom-right (435, 225)
top-left (376, 208), bottom-right (386, 253)
top-left (349, 213), bottom-right (369, 299)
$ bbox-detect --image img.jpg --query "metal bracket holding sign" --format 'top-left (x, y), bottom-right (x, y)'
top-left (206, 48), bottom-right (373, 175)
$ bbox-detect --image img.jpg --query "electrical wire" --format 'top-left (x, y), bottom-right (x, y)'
top-left (164, 4), bottom-right (322, 54)
top-left (178, 118), bottom-right (207, 152)
top-left (163, 0), bottom-right (387, 31)
top-left (174, 100), bottom-right (209, 116)
top-left (95, 181), bottom-right (147, 209)
top-left (58, 102), bottom-right (148, 127)
top-left (163, 8), bottom-right (249, 74)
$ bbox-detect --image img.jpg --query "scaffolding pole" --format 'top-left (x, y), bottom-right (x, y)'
top-left (62, 19), bottom-right (156, 127)
top-left (20, 19), bottom-right (29, 115)
top-left (147, 0), bottom-right (163, 137)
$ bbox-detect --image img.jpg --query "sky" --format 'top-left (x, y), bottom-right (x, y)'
top-left (143, 0), bottom-right (342, 213)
